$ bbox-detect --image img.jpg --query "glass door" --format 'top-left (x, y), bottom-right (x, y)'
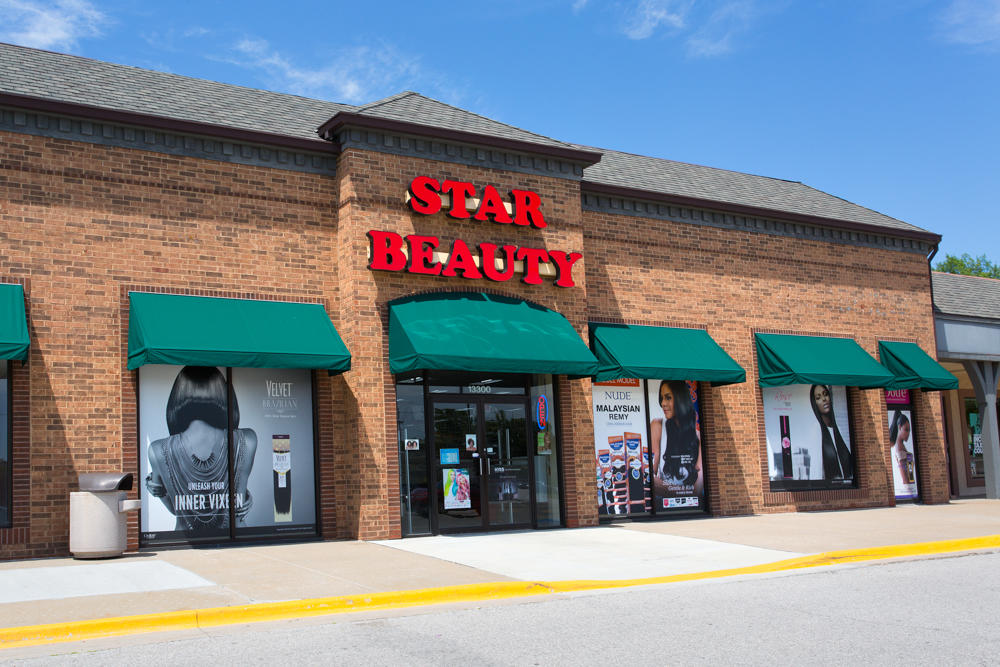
top-left (484, 400), bottom-right (532, 529)
top-left (431, 401), bottom-right (481, 532)
top-left (430, 396), bottom-right (532, 532)
top-left (963, 396), bottom-right (986, 486)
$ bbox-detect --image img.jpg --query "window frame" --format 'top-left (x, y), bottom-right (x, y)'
top-left (1, 360), bottom-right (11, 529)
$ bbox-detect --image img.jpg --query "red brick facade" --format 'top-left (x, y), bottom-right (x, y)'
top-left (0, 121), bottom-right (948, 559)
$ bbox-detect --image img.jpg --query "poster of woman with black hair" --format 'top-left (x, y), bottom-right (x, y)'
top-left (809, 384), bottom-right (854, 484)
top-left (888, 408), bottom-right (918, 500)
top-left (648, 380), bottom-right (704, 510)
top-left (142, 366), bottom-right (257, 537)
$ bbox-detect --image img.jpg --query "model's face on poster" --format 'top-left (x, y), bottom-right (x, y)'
top-left (811, 385), bottom-right (831, 418)
top-left (899, 420), bottom-right (910, 442)
top-left (659, 384), bottom-right (675, 420)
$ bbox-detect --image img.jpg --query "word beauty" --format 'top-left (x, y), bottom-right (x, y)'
top-left (365, 176), bottom-right (584, 287)
top-left (368, 231), bottom-right (582, 287)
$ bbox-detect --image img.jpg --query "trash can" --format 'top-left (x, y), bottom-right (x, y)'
top-left (69, 473), bottom-right (142, 559)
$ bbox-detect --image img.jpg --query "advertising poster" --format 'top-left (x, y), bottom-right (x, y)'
top-left (591, 379), bottom-right (648, 516)
top-left (886, 391), bottom-right (918, 501)
top-left (139, 365), bottom-right (316, 544)
top-left (763, 384), bottom-right (854, 490)
top-left (647, 380), bottom-right (703, 511)
top-left (443, 468), bottom-right (471, 509)
top-left (139, 365), bottom-right (233, 542)
top-left (231, 367), bottom-right (316, 536)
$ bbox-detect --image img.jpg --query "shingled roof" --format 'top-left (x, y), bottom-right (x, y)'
top-left (0, 42), bottom-right (347, 141)
top-left (933, 272), bottom-right (1000, 321)
top-left (580, 148), bottom-right (927, 235)
top-left (0, 41), bottom-right (935, 239)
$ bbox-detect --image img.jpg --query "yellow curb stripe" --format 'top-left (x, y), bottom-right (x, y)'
top-left (0, 610), bottom-right (199, 649)
top-left (0, 581), bottom-right (550, 649)
top-left (543, 534), bottom-right (1000, 594)
top-left (2, 534), bottom-right (999, 649)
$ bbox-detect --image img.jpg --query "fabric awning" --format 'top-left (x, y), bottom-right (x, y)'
top-left (755, 333), bottom-right (894, 388)
top-left (0, 284), bottom-right (29, 361)
top-left (388, 292), bottom-right (598, 376)
top-left (878, 341), bottom-right (958, 391)
top-left (589, 323), bottom-right (745, 386)
top-left (127, 292), bottom-right (351, 372)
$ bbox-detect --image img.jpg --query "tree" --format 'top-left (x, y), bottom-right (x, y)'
top-left (934, 253), bottom-right (1000, 279)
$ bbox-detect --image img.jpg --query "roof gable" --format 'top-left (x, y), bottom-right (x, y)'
top-left (346, 91), bottom-right (576, 150)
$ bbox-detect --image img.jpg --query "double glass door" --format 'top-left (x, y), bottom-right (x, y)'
top-left (432, 396), bottom-right (532, 532)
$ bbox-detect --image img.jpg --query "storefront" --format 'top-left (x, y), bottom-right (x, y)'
top-left (932, 271), bottom-right (1000, 499)
top-left (389, 291), bottom-right (596, 535)
top-left (0, 42), bottom-right (959, 558)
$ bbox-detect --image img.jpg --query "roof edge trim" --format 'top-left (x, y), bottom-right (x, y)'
top-left (581, 181), bottom-right (941, 244)
top-left (319, 112), bottom-right (603, 166)
top-left (0, 92), bottom-right (338, 154)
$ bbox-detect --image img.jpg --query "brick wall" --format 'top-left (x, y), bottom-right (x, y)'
top-left (582, 207), bottom-right (948, 513)
top-left (0, 130), bottom-right (340, 558)
top-left (0, 124), bottom-right (948, 558)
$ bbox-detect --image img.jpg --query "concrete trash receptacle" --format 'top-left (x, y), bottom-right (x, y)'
top-left (69, 473), bottom-right (141, 559)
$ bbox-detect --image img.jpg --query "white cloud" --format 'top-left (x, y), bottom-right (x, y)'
top-left (573, 0), bottom-right (590, 13)
top-left (0, 0), bottom-right (106, 50)
top-left (685, 1), bottom-right (757, 57)
top-left (939, 0), bottom-right (1000, 49)
top-left (223, 38), bottom-right (422, 104)
top-left (622, 0), bottom-right (692, 39)
top-left (617, 0), bottom-right (763, 57)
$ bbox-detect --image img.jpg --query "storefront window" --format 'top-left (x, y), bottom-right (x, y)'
top-left (531, 375), bottom-right (561, 527)
top-left (138, 365), bottom-right (318, 545)
top-left (764, 384), bottom-right (857, 491)
top-left (397, 379), bottom-right (429, 536)
top-left (0, 361), bottom-right (9, 528)
top-left (592, 378), bottom-right (704, 517)
top-left (230, 367), bottom-right (317, 538)
top-left (885, 390), bottom-right (918, 501)
top-left (648, 380), bottom-right (704, 511)
top-left (964, 398), bottom-right (985, 479)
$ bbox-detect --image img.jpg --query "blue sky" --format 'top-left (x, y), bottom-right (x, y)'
top-left (2, 0), bottom-right (998, 262)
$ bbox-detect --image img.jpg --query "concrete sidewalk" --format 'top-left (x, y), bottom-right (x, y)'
top-left (2, 499), bottom-right (999, 639)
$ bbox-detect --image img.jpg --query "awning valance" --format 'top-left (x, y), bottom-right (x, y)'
top-left (0, 284), bottom-right (29, 361)
top-left (127, 292), bottom-right (351, 372)
top-left (388, 292), bottom-right (598, 376)
top-left (589, 323), bottom-right (745, 386)
top-left (878, 341), bottom-right (958, 391)
top-left (755, 333), bottom-right (894, 388)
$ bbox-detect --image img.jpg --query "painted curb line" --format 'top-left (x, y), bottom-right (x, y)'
top-left (2, 534), bottom-right (999, 649)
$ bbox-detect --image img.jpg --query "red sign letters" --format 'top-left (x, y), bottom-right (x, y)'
top-left (365, 176), bottom-right (583, 288)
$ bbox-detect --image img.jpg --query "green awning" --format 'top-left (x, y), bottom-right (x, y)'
top-left (389, 292), bottom-right (598, 376)
top-left (127, 292), bottom-right (351, 372)
top-left (0, 284), bottom-right (29, 361)
top-left (589, 323), bottom-right (745, 386)
top-left (755, 333), bottom-right (894, 388)
top-left (878, 341), bottom-right (958, 391)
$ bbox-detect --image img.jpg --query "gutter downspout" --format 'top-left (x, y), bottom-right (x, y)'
top-left (925, 242), bottom-right (954, 499)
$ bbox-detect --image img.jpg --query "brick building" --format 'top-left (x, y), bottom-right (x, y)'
top-left (0, 43), bottom-right (956, 559)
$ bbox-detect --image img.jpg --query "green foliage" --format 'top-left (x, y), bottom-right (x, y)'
top-left (934, 253), bottom-right (1000, 279)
